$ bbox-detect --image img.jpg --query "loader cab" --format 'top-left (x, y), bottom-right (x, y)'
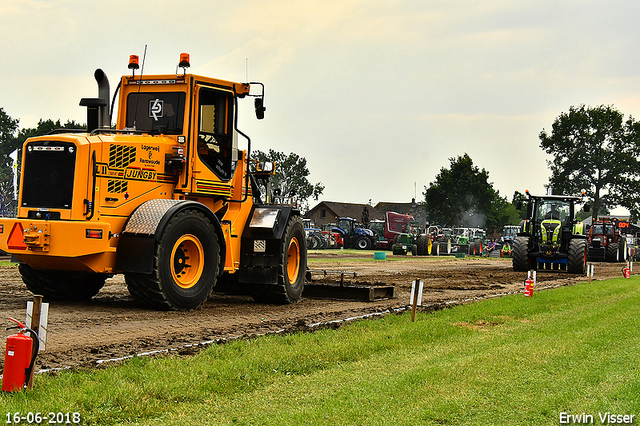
top-left (123, 84), bottom-right (236, 181)
top-left (116, 70), bottom-right (252, 195)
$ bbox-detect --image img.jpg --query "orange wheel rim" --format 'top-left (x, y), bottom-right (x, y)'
top-left (171, 234), bottom-right (205, 289)
top-left (287, 237), bottom-right (301, 283)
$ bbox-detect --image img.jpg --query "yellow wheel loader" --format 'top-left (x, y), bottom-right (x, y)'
top-left (0, 53), bottom-right (307, 310)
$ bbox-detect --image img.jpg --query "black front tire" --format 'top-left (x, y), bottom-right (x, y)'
top-left (354, 236), bottom-right (372, 250)
top-left (126, 209), bottom-right (219, 311)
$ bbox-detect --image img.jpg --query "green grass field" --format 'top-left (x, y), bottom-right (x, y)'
top-left (2, 276), bottom-right (639, 425)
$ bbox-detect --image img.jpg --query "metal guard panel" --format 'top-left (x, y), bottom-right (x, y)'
top-left (123, 199), bottom-right (184, 235)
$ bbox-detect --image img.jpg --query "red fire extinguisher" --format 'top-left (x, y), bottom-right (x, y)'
top-left (623, 266), bottom-right (631, 279)
top-left (524, 276), bottom-right (535, 297)
top-left (2, 317), bottom-right (39, 392)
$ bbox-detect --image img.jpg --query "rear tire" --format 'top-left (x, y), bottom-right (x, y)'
top-left (568, 238), bottom-right (588, 274)
top-left (19, 264), bottom-right (107, 301)
top-left (512, 236), bottom-right (533, 271)
top-left (250, 216), bottom-right (307, 304)
top-left (416, 236), bottom-right (429, 255)
top-left (126, 209), bottom-right (219, 311)
top-left (619, 239), bottom-right (628, 261)
top-left (605, 243), bottom-right (619, 262)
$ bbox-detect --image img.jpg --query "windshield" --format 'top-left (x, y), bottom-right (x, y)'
top-left (338, 219), bottom-right (352, 232)
top-left (369, 222), bottom-right (384, 235)
top-left (504, 227), bottom-right (518, 237)
top-left (591, 223), bottom-right (616, 235)
top-left (126, 92), bottom-right (186, 134)
top-left (537, 199), bottom-right (571, 227)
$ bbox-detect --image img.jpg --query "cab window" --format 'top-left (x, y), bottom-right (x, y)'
top-left (197, 88), bottom-right (233, 180)
top-left (126, 92), bottom-right (185, 134)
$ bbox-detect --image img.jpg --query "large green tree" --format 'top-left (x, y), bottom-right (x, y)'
top-left (424, 153), bottom-right (518, 233)
top-left (0, 108), bottom-right (20, 213)
top-left (539, 104), bottom-right (640, 218)
top-left (252, 149), bottom-right (324, 211)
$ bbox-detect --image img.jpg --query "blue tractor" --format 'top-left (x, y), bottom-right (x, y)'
top-left (333, 217), bottom-right (376, 250)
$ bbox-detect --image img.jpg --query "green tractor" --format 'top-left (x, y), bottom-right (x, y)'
top-left (392, 221), bottom-right (431, 255)
top-left (512, 191), bottom-right (590, 273)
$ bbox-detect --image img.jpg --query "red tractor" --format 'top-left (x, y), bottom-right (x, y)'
top-left (369, 211), bottom-right (413, 251)
top-left (587, 218), bottom-right (628, 262)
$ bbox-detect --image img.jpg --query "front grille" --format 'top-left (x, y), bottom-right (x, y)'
top-left (21, 141), bottom-right (77, 209)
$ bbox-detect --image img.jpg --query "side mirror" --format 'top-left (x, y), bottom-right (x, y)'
top-left (255, 98), bottom-right (265, 120)
top-left (584, 203), bottom-right (591, 213)
top-left (515, 201), bottom-right (522, 210)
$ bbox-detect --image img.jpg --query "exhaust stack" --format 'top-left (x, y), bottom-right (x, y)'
top-left (79, 68), bottom-right (110, 132)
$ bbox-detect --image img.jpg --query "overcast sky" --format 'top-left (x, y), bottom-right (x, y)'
top-left (2, 0), bottom-right (639, 211)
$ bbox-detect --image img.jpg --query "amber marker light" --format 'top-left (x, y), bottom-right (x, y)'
top-left (179, 53), bottom-right (190, 68)
top-left (128, 55), bottom-right (140, 70)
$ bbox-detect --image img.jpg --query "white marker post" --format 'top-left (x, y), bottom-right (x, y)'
top-left (410, 279), bottom-right (423, 322)
top-left (26, 296), bottom-right (49, 352)
top-left (25, 295), bottom-right (48, 389)
top-left (587, 264), bottom-right (595, 284)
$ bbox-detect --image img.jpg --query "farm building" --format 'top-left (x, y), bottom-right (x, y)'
top-left (306, 199), bottom-right (427, 229)
top-left (305, 201), bottom-right (385, 228)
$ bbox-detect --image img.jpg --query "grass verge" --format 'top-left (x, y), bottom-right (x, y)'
top-left (2, 276), bottom-right (639, 425)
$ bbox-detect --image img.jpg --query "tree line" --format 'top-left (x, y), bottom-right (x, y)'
top-left (424, 104), bottom-right (640, 233)
top-left (2, 104), bottom-right (640, 231)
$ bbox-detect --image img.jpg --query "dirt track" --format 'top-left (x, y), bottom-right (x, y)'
top-left (0, 252), bottom-right (631, 375)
